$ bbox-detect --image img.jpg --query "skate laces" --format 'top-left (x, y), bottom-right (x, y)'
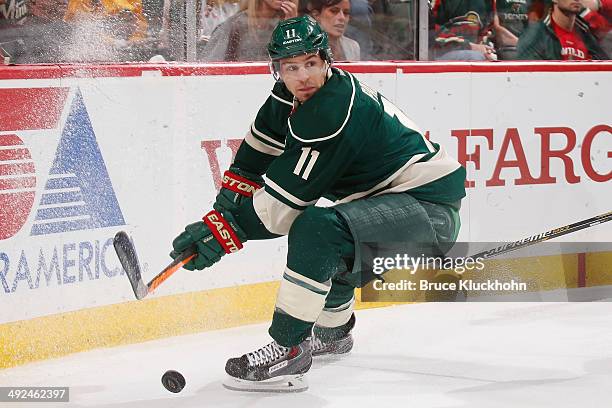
top-left (246, 342), bottom-right (288, 367)
top-left (311, 335), bottom-right (324, 352)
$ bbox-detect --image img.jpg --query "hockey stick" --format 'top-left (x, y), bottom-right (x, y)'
top-left (469, 210), bottom-right (612, 260)
top-left (113, 231), bottom-right (195, 300)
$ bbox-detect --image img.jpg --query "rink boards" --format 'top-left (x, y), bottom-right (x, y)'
top-left (0, 62), bottom-right (611, 368)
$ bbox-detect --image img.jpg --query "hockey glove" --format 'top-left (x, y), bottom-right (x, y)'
top-left (170, 210), bottom-right (247, 271)
top-left (213, 170), bottom-right (263, 213)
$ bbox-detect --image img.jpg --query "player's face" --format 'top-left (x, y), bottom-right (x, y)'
top-left (554, 0), bottom-right (582, 14)
top-left (312, 0), bottom-right (351, 39)
top-left (279, 53), bottom-right (328, 102)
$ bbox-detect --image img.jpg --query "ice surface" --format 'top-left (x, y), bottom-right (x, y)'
top-left (1, 302), bottom-right (611, 408)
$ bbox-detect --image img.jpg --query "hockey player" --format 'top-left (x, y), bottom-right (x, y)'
top-left (170, 15), bottom-right (466, 392)
top-left (517, 0), bottom-right (609, 59)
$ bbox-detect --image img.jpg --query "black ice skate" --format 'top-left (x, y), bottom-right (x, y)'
top-left (311, 313), bottom-right (355, 357)
top-left (223, 339), bottom-right (312, 393)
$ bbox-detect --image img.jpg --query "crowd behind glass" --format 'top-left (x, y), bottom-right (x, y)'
top-left (0, 0), bottom-right (609, 64)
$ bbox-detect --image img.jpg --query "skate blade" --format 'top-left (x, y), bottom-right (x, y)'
top-left (222, 374), bottom-right (308, 393)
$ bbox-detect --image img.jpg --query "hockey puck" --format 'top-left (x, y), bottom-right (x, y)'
top-left (161, 370), bottom-right (186, 393)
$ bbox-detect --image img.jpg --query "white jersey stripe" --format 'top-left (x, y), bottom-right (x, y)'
top-left (375, 148), bottom-right (461, 196)
top-left (336, 146), bottom-right (461, 204)
top-left (266, 178), bottom-right (318, 207)
top-left (251, 123), bottom-right (286, 149)
top-left (245, 130), bottom-right (283, 156)
top-left (336, 153), bottom-right (427, 204)
top-left (271, 92), bottom-right (293, 107)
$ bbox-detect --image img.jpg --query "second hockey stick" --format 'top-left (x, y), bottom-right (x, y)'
top-left (469, 210), bottom-right (612, 260)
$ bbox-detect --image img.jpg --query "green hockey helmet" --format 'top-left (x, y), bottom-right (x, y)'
top-left (268, 15), bottom-right (332, 80)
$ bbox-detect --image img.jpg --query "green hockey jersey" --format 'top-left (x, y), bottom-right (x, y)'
top-left (232, 67), bottom-right (466, 237)
top-left (495, 0), bottom-right (531, 37)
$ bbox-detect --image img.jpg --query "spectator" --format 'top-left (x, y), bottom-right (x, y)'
top-left (517, 0), bottom-right (609, 59)
top-left (430, 0), bottom-right (497, 60)
top-left (580, 0), bottom-right (611, 33)
top-left (579, 0), bottom-right (611, 54)
top-left (200, 0), bottom-right (298, 61)
top-left (307, 0), bottom-right (360, 59)
top-left (345, 0), bottom-right (371, 57)
top-left (62, 0), bottom-right (152, 61)
top-left (492, 0), bottom-right (542, 59)
top-left (199, 0), bottom-right (240, 40)
top-left (64, 0), bottom-right (149, 41)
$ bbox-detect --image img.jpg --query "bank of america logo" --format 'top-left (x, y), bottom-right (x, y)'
top-left (0, 134), bottom-right (36, 240)
top-left (30, 90), bottom-right (125, 235)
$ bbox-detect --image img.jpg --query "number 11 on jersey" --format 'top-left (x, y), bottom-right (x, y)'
top-left (293, 147), bottom-right (319, 180)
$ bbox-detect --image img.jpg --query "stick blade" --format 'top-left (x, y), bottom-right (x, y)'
top-left (113, 231), bottom-right (149, 300)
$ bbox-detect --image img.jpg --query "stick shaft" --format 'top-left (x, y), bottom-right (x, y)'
top-left (146, 251), bottom-right (196, 294)
top-left (471, 210), bottom-right (612, 260)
